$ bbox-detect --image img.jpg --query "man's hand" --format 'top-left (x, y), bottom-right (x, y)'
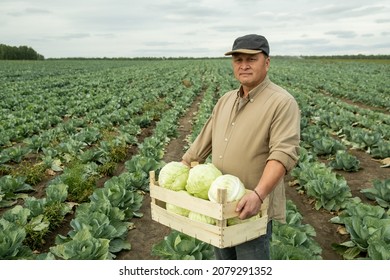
top-left (235, 190), bottom-right (262, 219)
top-left (235, 160), bottom-right (286, 219)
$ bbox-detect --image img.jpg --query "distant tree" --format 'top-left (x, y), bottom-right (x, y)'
top-left (0, 44), bottom-right (44, 60)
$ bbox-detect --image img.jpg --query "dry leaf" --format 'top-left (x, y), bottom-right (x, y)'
top-left (380, 157), bottom-right (390, 168)
top-left (337, 225), bottom-right (348, 235)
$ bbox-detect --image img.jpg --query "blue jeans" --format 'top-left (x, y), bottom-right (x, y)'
top-left (213, 220), bottom-right (272, 260)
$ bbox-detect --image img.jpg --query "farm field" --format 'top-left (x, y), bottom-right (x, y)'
top-left (0, 57), bottom-right (389, 260)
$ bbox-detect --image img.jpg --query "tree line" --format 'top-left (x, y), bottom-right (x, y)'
top-left (0, 44), bottom-right (44, 60)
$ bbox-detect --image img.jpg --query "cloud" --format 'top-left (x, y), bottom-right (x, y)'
top-left (310, 4), bottom-right (387, 18)
top-left (376, 18), bottom-right (390, 23)
top-left (325, 31), bottom-right (358, 39)
top-left (154, 1), bottom-right (226, 19)
top-left (1, 0), bottom-right (389, 57)
top-left (7, 8), bottom-right (51, 16)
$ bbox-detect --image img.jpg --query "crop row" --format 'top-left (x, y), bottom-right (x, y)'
top-left (0, 59), bottom-right (202, 259)
top-left (270, 58), bottom-right (390, 259)
top-left (1, 58), bottom-right (389, 260)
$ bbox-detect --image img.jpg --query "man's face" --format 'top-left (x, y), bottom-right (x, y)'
top-left (232, 53), bottom-right (270, 92)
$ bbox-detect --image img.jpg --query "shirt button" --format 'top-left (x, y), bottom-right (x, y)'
top-left (224, 138), bottom-right (228, 141)
top-left (219, 155), bottom-right (223, 159)
top-left (250, 99), bottom-right (254, 103)
top-left (231, 122), bottom-right (235, 126)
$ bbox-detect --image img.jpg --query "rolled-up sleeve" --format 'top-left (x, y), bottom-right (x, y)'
top-left (182, 115), bottom-right (213, 165)
top-left (267, 97), bottom-right (300, 173)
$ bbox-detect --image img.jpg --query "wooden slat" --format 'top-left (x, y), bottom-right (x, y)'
top-left (221, 215), bottom-right (268, 247)
top-left (151, 204), bottom-right (223, 247)
top-left (149, 170), bottom-right (269, 248)
top-left (150, 183), bottom-right (243, 220)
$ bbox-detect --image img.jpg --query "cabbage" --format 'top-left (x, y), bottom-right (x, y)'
top-left (188, 211), bottom-right (216, 225)
top-left (208, 174), bottom-right (246, 203)
top-left (158, 161), bottom-right (189, 191)
top-left (166, 190), bottom-right (191, 217)
top-left (227, 213), bottom-right (260, 226)
top-left (185, 163), bottom-right (222, 199)
top-left (166, 203), bottom-right (190, 217)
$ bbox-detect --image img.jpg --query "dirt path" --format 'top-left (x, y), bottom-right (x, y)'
top-left (117, 92), bottom-right (388, 260)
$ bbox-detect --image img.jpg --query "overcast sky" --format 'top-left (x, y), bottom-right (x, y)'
top-left (1, 0), bottom-right (389, 58)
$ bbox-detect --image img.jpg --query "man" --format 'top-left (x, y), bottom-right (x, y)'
top-left (182, 34), bottom-right (300, 259)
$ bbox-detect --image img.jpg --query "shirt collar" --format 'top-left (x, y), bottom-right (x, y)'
top-left (237, 75), bottom-right (271, 100)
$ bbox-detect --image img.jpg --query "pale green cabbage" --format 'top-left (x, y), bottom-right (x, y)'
top-left (188, 211), bottom-right (216, 225)
top-left (227, 213), bottom-right (260, 226)
top-left (208, 174), bottom-right (246, 203)
top-left (185, 163), bottom-right (222, 199)
top-left (158, 161), bottom-right (189, 191)
top-left (166, 203), bottom-right (190, 217)
top-left (165, 190), bottom-right (191, 217)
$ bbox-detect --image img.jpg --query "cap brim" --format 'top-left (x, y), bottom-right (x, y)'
top-left (224, 49), bottom-right (263, 56)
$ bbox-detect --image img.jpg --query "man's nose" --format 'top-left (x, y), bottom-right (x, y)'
top-left (240, 63), bottom-right (249, 69)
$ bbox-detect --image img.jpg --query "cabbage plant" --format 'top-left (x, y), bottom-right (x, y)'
top-left (330, 201), bottom-right (390, 259)
top-left (50, 228), bottom-right (111, 260)
top-left (329, 150), bottom-right (360, 172)
top-left (151, 230), bottom-right (214, 260)
top-left (361, 179), bottom-right (390, 208)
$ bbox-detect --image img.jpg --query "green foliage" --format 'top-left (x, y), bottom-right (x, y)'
top-left (151, 230), bottom-right (215, 260)
top-left (0, 44), bottom-right (44, 60)
top-left (22, 183), bottom-right (72, 250)
top-left (271, 200), bottom-right (322, 260)
top-left (311, 137), bottom-right (345, 156)
top-left (0, 219), bottom-right (32, 260)
top-left (24, 215), bottom-right (50, 250)
top-left (97, 161), bottom-right (117, 176)
top-left (356, 131), bottom-right (382, 150)
top-left (291, 157), bottom-right (353, 211)
top-left (94, 177), bottom-right (144, 219)
top-left (329, 150), bottom-right (360, 172)
top-left (361, 179), bottom-right (390, 208)
top-left (367, 224), bottom-right (390, 260)
top-left (55, 176), bottom-right (143, 257)
top-left (10, 161), bottom-right (47, 186)
top-left (50, 228), bottom-right (111, 260)
top-left (56, 162), bottom-right (98, 203)
top-left (0, 146), bottom-right (31, 164)
top-left (0, 175), bottom-right (33, 208)
top-left (370, 140), bottom-right (390, 159)
top-left (305, 176), bottom-right (352, 211)
top-left (330, 201), bottom-right (390, 259)
top-left (125, 155), bottom-right (164, 191)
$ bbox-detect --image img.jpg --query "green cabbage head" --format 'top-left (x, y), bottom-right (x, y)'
top-left (166, 190), bottom-right (191, 217)
top-left (208, 174), bottom-right (246, 203)
top-left (227, 213), bottom-right (260, 226)
top-left (188, 211), bottom-right (216, 225)
top-left (185, 163), bottom-right (222, 199)
top-left (158, 161), bottom-right (189, 191)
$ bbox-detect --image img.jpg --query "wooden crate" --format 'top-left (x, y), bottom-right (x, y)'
top-left (149, 171), bottom-right (269, 248)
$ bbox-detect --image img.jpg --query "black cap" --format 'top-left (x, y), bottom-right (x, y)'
top-left (225, 34), bottom-right (270, 56)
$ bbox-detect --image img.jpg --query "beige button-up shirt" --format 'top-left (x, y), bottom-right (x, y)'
top-left (182, 75), bottom-right (300, 222)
